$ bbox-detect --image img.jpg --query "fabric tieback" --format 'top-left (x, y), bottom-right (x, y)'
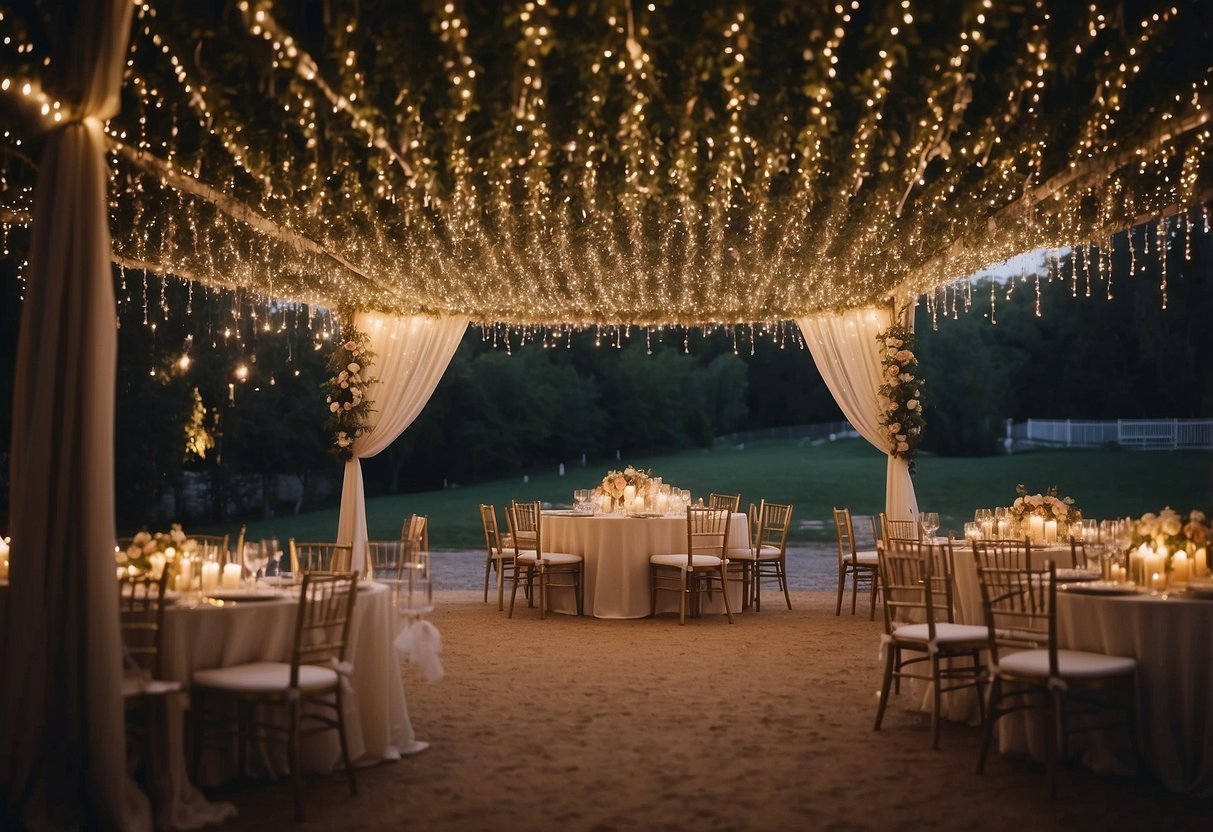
top-left (394, 619), bottom-right (444, 682)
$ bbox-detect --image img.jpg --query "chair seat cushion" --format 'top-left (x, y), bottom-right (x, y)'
top-left (727, 548), bottom-right (758, 560)
top-left (997, 649), bottom-right (1137, 679)
top-left (517, 551), bottom-right (581, 566)
top-left (754, 544), bottom-right (784, 561)
top-left (855, 550), bottom-right (880, 564)
top-left (650, 553), bottom-right (723, 569)
top-left (193, 661), bottom-right (339, 693)
top-left (123, 673), bottom-right (182, 698)
top-left (892, 622), bottom-right (989, 645)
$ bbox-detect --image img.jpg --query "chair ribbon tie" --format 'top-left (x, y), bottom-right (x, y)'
top-left (394, 619), bottom-right (445, 682)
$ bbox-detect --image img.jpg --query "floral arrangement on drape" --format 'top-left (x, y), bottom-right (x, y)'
top-left (324, 327), bottom-right (376, 459)
top-left (876, 323), bottom-right (924, 473)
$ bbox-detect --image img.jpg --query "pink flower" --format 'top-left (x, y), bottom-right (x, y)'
top-left (344, 340), bottom-right (357, 351)
top-left (343, 402), bottom-right (353, 411)
top-left (889, 422), bottom-right (901, 433)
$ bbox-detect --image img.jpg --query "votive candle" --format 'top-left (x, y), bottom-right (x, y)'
top-left (221, 563), bottom-right (242, 589)
top-left (1194, 547), bottom-right (1207, 578)
top-left (201, 561), bottom-right (220, 591)
top-left (1171, 551), bottom-right (1189, 585)
top-left (1043, 519), bottom-right (1058, 544)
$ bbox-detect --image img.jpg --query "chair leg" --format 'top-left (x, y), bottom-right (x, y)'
top-left (754, 566), bottom-right (762, 613)
top-left (874, 646), bottom-right (896, 730)
top-left (497, 559), bottom-right (507, 612)
top-left (678, 571), bottom-right (687, 625)
top-left (719, 566), bottom-right (734, 624)
top-left (869, 571), bottom-right (878, 621)
top-left (930, 653), bottom-right (942, 750)
top-left (538, 568), bottom-right (547, 620)
top-left (483, 556), bottom-right (491, 603)
top-left (779, 559), bottom-right (792, 610)
top-left (976, 679), bottom-right (1000, 774)
top-left (973, 653), bottom-right (986, 724)
top-left (334, 687), bottom-right (357, 798)
top-left (289, 698), bottom-right (304, 820)
top-left (507, 565), bottom-right (522, 618)
top-left (835, 566), bottom-right (846, 615)
top-left (1048, 688), bottom-right (1063, 798)
top-left (190, 689), bottom-right (206, 783)
top-left (650, 566), bottom-right (657, 617)
top-left (850, 568), bottom-right (859, 615)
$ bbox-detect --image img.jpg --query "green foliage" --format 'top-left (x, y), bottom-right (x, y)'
top-left (221, 439), bottom-right (1213, 552)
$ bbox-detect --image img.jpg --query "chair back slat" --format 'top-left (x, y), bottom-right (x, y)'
top-left (291, 573), bottom-right (359, 685)
top-left (508, 501), bottom-right (543, 556)
top-left (756, 501), bottom-right (793, 552)
top-left (833, 507), bottom-right (856, 567)
top-left (686, 506), bottom-right (729, 567)
top-left (118, 569), bottom-right (171, 678)
top-left (974, 543), bottom-right (1055, 666)
top-left (289, 540), bottom-right (355, 574)
top-left (480, 504), bottom-right (504, 556)
top-left (708, 492), bottom-right (741, 513)
top-left (880, 513), bottom-right (922, 546)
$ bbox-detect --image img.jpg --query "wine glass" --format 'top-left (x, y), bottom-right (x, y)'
top-left (920, 512), bottom-right (940, 541)
top-left (974, 508), bottom-right (994, 539)
top-left (396, 546), bottom-right (434, 618)
top-left (243, 542), bottom-right (269, 591)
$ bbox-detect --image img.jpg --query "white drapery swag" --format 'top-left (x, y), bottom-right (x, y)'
top-left (0, 1), bottom-right (151, 830)
top-left (336, 313), bottom-right (468, 569)
top-left (797, 306), bottom-right (920, 522)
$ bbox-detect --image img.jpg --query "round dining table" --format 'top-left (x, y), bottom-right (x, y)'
top-left (539, 511), bottom-right (750, 619)
top-left (155, 581), bottom-right (422, 827)
top-left (995, 587), bottom-right (1213, 795)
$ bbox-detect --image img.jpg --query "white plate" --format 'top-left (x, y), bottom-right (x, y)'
top-left (1060, 581), bottom-right (1139, 596)
top-left (203, 589), bottom-right (281, 602)
top-left (1056, 568), bottom-right (1101, 582)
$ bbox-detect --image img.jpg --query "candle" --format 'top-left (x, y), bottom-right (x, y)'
top-left (1195, 548), bottom-right (1208, 578)
top-left (1029, 515), bottom-right (1045, 545)
top-left (1171, 552), bottom-right (1189, 585)
top-left (179, 558), bottom-right (194, 584)
top-left (148, 553), bottom-right (166, 580)
top-left (221, 563), bottom-right (242, 589)
top-left (1110, 564), bottom-right (1123, 583)
top-left (633, 496), bottom-right (645, 514)
top-left (1043, 519), bottom-right (1058, 544)
top-left (201, 561), bottom-right (220, 591)
top-left (623, 485), bottom-right (636, 505)
top-left (656, 493), bottom-right (669, 514)
top-left (995, 518), bottom-right (1008, 539)
top-left (1132, 544), bottom-right (1150, 585)
top-left (1151, 571), bottom-right (1166, 592)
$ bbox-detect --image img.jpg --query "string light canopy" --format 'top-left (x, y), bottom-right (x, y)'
top-left (0, 0), bottom-right (1210, 327)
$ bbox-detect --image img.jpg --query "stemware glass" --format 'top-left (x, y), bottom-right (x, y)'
top-left (243, 542), bottom-right (269, 591)
top-left (974, 508), bottom-right (994, 539)
top-left (920, 511), bottom-right (940, 541)
top-left (994, 506), bottom-right (1011, 539)
top-left (396, 545), bottom-right (435, 618)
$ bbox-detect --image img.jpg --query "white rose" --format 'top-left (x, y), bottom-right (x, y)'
top-left (330, 402), bottom-right (340, 413)
top-left (1161, 515), bottom-right (1182, 536)
top-left (347, 362), bottom-right (360, 373)
top-left (907, 399), bottom-right (919, 410)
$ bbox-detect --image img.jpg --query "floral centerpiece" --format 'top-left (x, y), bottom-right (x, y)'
top-left (1131, 508), bottom-right (1208, 555)
top-left (596, 465), bottom-right (653, 503)
top-left (117, 523), bottom-right (197, 579)
top-left (1010, 484), bottom-right (1080, 526)
top-left (323, 325), bottom-right (376, 460)
top-left (876, 323), bottom-right (925, 474)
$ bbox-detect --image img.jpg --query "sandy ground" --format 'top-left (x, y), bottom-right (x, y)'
top-left (208, 554), bottom-right (1211, 831)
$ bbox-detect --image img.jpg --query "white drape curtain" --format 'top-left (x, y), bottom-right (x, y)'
top-left (797, 306), bottom-right (919, 522)
top-left (336, 313), bottom-right (468, 569)
top-left (0, 1), bottom-right (149, 830)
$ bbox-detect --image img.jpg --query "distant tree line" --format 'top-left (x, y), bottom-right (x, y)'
top-left (0, 218), bottom-right (1208, 530)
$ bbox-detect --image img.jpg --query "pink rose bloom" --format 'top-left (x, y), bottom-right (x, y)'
top-left (614, 476), bottom-right (627, 490)
top-left (344, 341), bottom-right (357, 351)
top-left (889, 422), bottom-right (901, 433)
top-left (897, 441), bottom-right (909, 452)
top-left (895, 350), bottom-right (913, 363)
top-left (343, 402), bottom-right (353, 411)
top-left (893, 338), bottom-right (903, 348)
top-left (1183, 521), bottom-right (1208, 544)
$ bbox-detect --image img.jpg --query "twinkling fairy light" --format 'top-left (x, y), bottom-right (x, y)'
top-left (0, 0), bottom-right (1209, 328)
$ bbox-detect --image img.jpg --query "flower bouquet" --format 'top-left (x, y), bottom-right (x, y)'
top-left (118, 523), bottom-right (197, 580)
top-left (594, 466), bottom-right (653, 512)
top-left (876, 324), bottom-right (925, 474)
top-left (323, 326), bottom-right (376, 460)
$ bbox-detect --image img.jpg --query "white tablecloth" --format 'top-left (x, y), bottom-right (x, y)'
top-left (159, 582), bottom-right (419, 825)
top-left (951, 541), bottom-right (1072, 626)
top-left (996, 591), bottom-right (1213, 795)
top-left (538, 512), bottom-right (750, 619)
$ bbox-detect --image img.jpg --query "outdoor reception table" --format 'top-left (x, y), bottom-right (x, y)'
top-left (540, 511), bottom-right (750, 619)
top-left (153, 581), bottom-right (420, 827)
top-left (994, 588), bottom-right (1213, 795)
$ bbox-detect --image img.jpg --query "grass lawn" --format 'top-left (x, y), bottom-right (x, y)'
top-left (216, 439), bottom-right (1213, 550)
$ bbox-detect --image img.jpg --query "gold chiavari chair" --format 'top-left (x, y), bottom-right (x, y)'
top-left (874, 537), bottom-right (988, 749)
top-left (974, 557), bottom-right (1137, 797)
top-left (401, 514), bottom-right (429, 556)
top-left (834, 507), bottom-right (880, 618)
top-left (479, 504), bottom-right (515, 611)
top-left (191, 573), bottom-right (360, 819)
top-left (507, 501), bottom-right (584, 619)
top-left (289, 540), bottom-right (355, 574)
top-left (879, 513), bottom-right (922, 548)
top-left (649, 506), bottom-right (734, 625)
top-left (749, 500), bottom-right (794, 612)
top-left (118, 567), bottom-right (181, 826)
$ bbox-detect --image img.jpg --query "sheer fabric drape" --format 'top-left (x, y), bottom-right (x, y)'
top-left (797, 307), bottom-right (919, 522)
top-left (336, 313), bottom-right (467, 569)
top-left (0, 1), bottom-right (150, 829)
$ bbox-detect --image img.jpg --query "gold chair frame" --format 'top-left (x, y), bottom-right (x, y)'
top-left (649, 506), bottom-right (735, 625)
top-left (833, 507), bottom-right (880, 619)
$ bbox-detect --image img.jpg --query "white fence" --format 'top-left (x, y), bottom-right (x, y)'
top-left (1007, 419), bottom-right (1213, 450)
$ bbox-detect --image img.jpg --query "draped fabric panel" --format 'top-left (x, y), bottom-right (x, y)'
top-left (796, 307), bottom-right (919, 522)
top-left (0, 1), bottom-right (149, 829)
top-left (336, 313), bottom-right (468, 569)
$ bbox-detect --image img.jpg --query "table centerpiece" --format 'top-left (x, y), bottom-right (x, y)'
top-left (1009, 484), bottom-right (1080, 544)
